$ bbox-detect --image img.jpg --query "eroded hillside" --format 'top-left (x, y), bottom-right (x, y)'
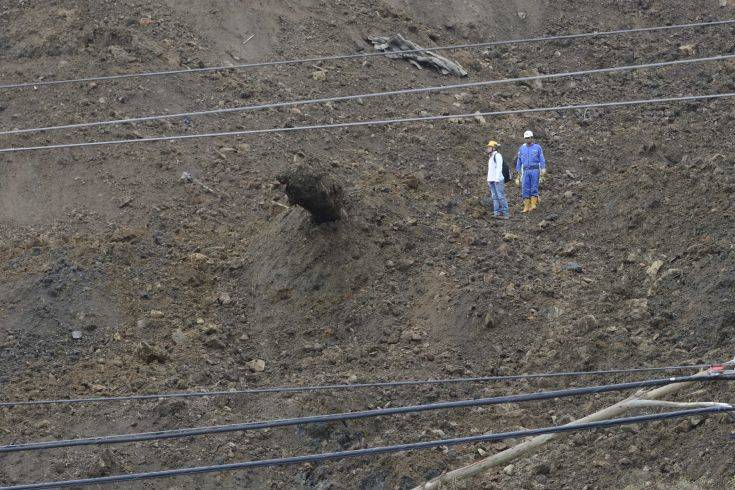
top-left (1, 0), bottom-right (734, 488)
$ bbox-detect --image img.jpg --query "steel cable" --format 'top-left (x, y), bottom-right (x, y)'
top-left (2, 53), bottom-right (734, 137)
top-left (3, 406), bottom-right (733, 489)
top-left (1, 18), bottom-right (733, 90)
top-left (1, 92), bottom-right (733, 154)
top-left (0, 363), bottom-right (717, 408)
top-left (1, 374), bottom-right (732, 454)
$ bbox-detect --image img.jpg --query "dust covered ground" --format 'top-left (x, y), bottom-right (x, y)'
top-left (1, 0), bottom-right (735, 488)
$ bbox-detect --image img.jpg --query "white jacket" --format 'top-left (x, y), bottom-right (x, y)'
top-left (487, 151), bottom-right (504, 182)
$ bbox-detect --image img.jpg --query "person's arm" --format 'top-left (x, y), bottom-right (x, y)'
top-left (538, 145), bottom-right (547, 170)
top-left (515, 149), bottom-right (522, 172)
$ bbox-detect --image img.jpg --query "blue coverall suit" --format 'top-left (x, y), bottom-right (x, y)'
top-left (516, 143), bottom-right (546, 199)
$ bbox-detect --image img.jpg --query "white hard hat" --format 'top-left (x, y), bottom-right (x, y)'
top-left (524, 130), bottom-right (534, 139)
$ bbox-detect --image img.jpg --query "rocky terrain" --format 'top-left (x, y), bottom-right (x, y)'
top-left (1, 0), bottom-right (735, 488)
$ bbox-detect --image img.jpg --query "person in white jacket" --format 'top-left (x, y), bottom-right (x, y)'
top-left (486, 140), bottom-right (509, 219)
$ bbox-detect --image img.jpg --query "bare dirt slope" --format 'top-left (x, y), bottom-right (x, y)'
top-left (1, 0), bottom-right (735, 488)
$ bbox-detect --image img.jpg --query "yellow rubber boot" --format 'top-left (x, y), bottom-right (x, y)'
top-left (522, 199), bottom-right (531, 213)
top-left (530, 196), bottom-right (539, 211)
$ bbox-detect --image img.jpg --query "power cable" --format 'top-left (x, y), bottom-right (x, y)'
top-left (1, 18), bottom-right (733, 91)
top-left (0, 363), bottom-right (714, 408)
top-left (3, 406), bottom-right (733, 489)
top-left (3, 53), bottom-right (734, 137)
top-left (1, 91), bottom-right (733, 154)
top-left (1, 373), bottom-right (732, 454)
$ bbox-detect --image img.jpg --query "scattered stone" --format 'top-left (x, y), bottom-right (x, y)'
top-left (404, 175), bottom-right (420, 190)
top-left (150, 310), bottom-right (165, 319)
top-left (401, 329), bottom-right (423, 342)
top-left (483, 312), bottom-right (495, 329)
top-left (503, 233), bottom-right (519, 242)
top-left (558, 241), bottom-right (584, 257)
top-left (563, 190), bottom-right (574, 199)
top-left (562, 262), bottom-right (584, 273)
top-left (246, 359), bottom-right (266, 372)
top-left (544, 305), bottom-right (564, 320)
top-left (678, 44), bottom-right (697, 56)
top-left (676, 416), bottom-right (705, 432)
top-left (646, 260), bottom-right (664, 277)
top-left (180, 171), bottom-right (193, 183)
top-left (171, 329), bottom-right (188, 346)
top-left (430, 429), bottom-right (447, 438)
top-left (135, 342), bottom-right (169, 364)
top-left (204, 337), bottom-right (226, 350)
top-left (688, 416), bottom-right (706, 428)
top-left (473, 111), bottom-right (487, 125)
top-left (446, 197), bottom-right (463, 214)
top-left (503, 464), bottom-right (515, 476)
top-left (519, 68), bottom-right (543, 90)
top-left (71, 330), bottom-right (83, 340)
top-left (189, 252), bottom-right (209, 263)
top-left (396, 258), bottom-right (415, 271)
top-left (626, 298), bottom-right (650, 320)
top-left (577, 314), bottom-right (599, 331)
top-left (303, 343), bottom-right (324, 353)
top-left (218, 292), bottom-right (232, 305)
top-left (312, 70), bottom-right (327, 81)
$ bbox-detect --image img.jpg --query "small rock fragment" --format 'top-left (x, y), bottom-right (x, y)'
top-left (562, 262), bottom-right (584, 273)
top-left (171, 329), bottom-right (188, 346)
top-left (678, 44), bottom-right (697, 56)
top-left (246, 359), bottom-right (266, 373)
top-left (646, 260), bottom-right (664, 277)
top-left (135, 342), bottom-right (169, 364)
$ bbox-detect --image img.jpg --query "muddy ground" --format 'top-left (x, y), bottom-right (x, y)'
top-left (1, 0), bottom-right (735, 488)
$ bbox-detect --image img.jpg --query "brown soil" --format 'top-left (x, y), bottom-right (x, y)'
top-left (1, 0), bottom-right (735, 488)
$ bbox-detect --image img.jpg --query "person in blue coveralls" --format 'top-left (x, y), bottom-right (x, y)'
top-left (515, 130), bottom-right (547, 213)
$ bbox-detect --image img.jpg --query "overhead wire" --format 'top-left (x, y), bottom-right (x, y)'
top-left (1, 373), bottom-right (732, 454)
top-left (2, 53), bottom-right (734, 137)
top-left (1, 91), bottom-right (734, 154)
top-left (1, 18), bottom-right (734, 90)
top-left (4, 406), bottom-right (734, 489)
top-left (0, 362), bottom-right (716, 408)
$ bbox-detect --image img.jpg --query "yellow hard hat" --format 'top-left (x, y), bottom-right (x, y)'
top-left (486, 140), bottom-right (500, 148)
